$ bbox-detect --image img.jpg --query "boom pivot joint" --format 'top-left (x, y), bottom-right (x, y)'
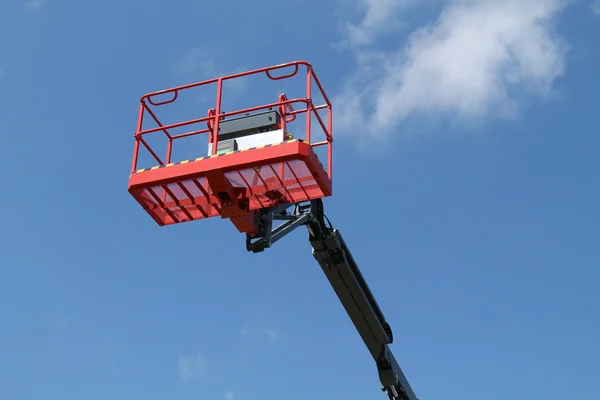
top-left (246, 200), bottom-right (323, 253)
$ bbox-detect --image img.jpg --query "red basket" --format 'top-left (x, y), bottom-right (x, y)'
top-left (127, 61), bottom-right (333, 234)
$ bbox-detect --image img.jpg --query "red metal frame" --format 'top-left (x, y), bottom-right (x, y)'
top-left (130, 60), bottom-right (332, 177)
top-left (128, 61), bottom-right (333, 234)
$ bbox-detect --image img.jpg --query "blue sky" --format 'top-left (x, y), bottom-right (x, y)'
top-left (1, 1), bottom-right (599, 400)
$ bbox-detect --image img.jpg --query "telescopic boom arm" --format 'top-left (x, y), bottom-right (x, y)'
top-left (247, 200), bottom-right (419, 400)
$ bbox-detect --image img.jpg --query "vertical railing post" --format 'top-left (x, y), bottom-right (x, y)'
top-left (278, 94), bottom-right (286, 181)
top-left (131, 102), bottom-right (145, 173)
top-left (328, 104), bottom-right (332, 180)
top-left (305, 65), bottom-right (312, 144)
top-left (131, 138), bottom-right (140, 173)
top-left (212, 78), bottom-right (223, 155)
top-left (279, 93), bottom-right (287, 132)
top-left (166, 138), bottom-right (173, 165)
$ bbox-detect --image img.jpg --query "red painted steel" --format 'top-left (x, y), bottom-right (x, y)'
top-left (128, 61), bottom-right (333, 234)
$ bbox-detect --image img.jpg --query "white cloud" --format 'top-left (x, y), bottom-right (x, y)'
top-left (225, 390), bottom-right (235, 400)
top-left (26, 0), bottom-right (47, 12)
top-left (264, 328), bottom-right (278, 342)
top-left (336, 0), bottom-right (571, 139)
top-left (592, 0), bottom-right (600, 14)
top-left (342, 0), bottom-right (415, 46)
top-left (178, 353), bottom-right (207, 381)
top-left (176, 48), bottom-right (217, 77)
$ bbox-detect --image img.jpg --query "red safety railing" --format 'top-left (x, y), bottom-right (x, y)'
top-left (130, 60), bottom-right (333, 179)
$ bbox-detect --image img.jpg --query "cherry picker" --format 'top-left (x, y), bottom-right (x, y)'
top-left (127, 61), bottom-right (419, 400)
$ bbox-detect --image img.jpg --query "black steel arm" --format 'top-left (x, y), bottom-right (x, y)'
top-left (307, 208), bottom-right (418, 400)
top-left (246, 199), bottom-right (419, 400)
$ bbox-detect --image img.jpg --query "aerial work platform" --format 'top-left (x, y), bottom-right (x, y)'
top-left (127, 60), bottom-right (420, 400)
top-left (127, 61), bottom-right (333, 235)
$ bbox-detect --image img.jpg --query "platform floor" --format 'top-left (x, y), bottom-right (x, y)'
top-left (128, 140), bottom-right (331, 226)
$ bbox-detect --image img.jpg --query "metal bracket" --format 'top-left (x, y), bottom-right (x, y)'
top-left (246, 200), bottom-right (322, 253)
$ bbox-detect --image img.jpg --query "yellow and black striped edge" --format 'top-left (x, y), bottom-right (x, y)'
top-left (133, 139), bottom-right (301, 174)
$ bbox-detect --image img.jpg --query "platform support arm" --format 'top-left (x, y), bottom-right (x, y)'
top-left (246, 203), bottom-right (314, 253)
top-left (245, 199), bottom-right (419, 400)
top-left (306, 201), bottom-right (419, 400)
